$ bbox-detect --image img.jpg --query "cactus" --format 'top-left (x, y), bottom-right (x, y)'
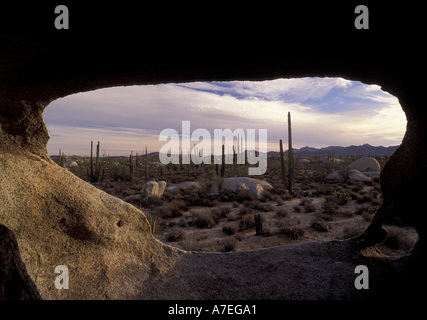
top-left (55, 149), bottom-right (66, 166)
top-left (144, 146), bottom-right (148, 182)
top-left (148, 213), bottom-right (156, 234)
top-left (279, 139), bottom-right (286, 188)
top-left (255, 213), bottom-right (263, 236)
top-left (87, 141), bottom-right (102, 182)
top-left (129, 150), bottom-right (134, 180)
top-left (220, 143), bottom-right (225, 178)
top-left (288, 112), bottom-right (294, 194)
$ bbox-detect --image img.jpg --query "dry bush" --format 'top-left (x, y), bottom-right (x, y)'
top-left (275, 207), bottom-right (289, 218)
top-left (239, 214), bottom-right (256, 232)
top-left (152, 205), bottom-right (173, 219)
top-left (322, 199), bottom-right (339, 215)
top-left (166, 227), bottom-right (186, 242)
top-left (300, 199), bottom-right (316, 213)
top-left (191, 210), bottom-right (217, 229)
top-left (234, 189), bottom-right (257, 203)
top-left (169, 199), bottom-right (188, 217)
top-left (311, 219), bottom-right (330, 232)
top-left (278, 217), bottom-right (305, 240)
top-left (238, 206), bottom-right (254, 217)
top-left (223, 221), bottom-right (240, 235)
top-left (220, 237), bottom-right (237, 252)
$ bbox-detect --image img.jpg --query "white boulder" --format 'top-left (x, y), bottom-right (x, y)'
top-left (62, 160), bottom-right (78, 168)
top-left (223, 177), bottom-right (273, 198)
top-left (348, 169), bottom-right (372, 182)
top-left (325, 169), bottom-right (372, 182)
top-left (165, 181), bottom-right (200, 193)
top-left (145, 181), bottom-right (167, 198)
top-left (348, 157), bottom-right (380, 172)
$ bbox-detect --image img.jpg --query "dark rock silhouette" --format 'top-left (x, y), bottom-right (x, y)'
top-left (0, 224), bottom-right (41, 300)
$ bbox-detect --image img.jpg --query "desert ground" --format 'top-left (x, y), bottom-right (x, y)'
top-left (61, 153), bottom-right (418, 257)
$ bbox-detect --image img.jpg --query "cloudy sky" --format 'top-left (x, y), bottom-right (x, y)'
top-left (43, 77), bottom-right (406, 156)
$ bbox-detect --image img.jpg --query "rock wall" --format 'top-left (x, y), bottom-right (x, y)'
top-left (0, 3), bottom-right (425, 299)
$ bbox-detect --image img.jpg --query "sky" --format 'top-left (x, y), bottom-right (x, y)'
top-left (43, 77), bottom-right (407, 157)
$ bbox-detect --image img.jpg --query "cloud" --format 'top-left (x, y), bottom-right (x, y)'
top-left (44, 78), bottom-right (406, 156)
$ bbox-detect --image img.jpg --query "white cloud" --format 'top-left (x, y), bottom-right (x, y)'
top-left (44, 78), bottom-right (406, 156)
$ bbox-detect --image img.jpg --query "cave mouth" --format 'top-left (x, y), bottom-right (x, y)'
top-left (43, 77), bottom-right (413, 254)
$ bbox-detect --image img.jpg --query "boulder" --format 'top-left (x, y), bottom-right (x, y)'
top-left (325, 171), bottom-right (343, 180)
top-left (145, 181), bottom-right (167, 198)
top-left (62, 160), bottom-right (78, 168)
top-left (348, 157), bottom-right (380, 172)
top-left (363, 171), bottom-right (380, 179)
top-left (166, 181), bottom-right (201, 193)
top-left (223, 177), bottom-right (273, 198)
top-left (348, 169), bottom-right (372, 182)
top-left (326, 169), bottom-right (372, 182)
top-left (158, 181), bottom-right (167, 196)
top-left (145, 181), bottom-right (159, 197)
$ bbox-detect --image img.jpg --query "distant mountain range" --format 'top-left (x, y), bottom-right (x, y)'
top-left (52, 144), bottom-right (399, 159)
top-left (268, 144), bottom-right (399, 158)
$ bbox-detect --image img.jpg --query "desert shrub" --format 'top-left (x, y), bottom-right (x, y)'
top-left (192, 210), bottom-right (217, 229)
top-left (300, 199), bottom-right (316, 213)
top-left (197, 169), bottom-right (223, 193)
top-left (281, 225), bottom-right (305, 240)
top-left (352, 192), bottom-right (374, 204)
top-left (234, 189), bottom-right (257, 203)
top-left (238, 206), bottom-right (254, 217)
top-left (166, 227), bottom-right (186, 242)
top-left (239, 214), bottom-right (256, 231)
top-left (311, 220), bottom-right (330, 232)
top-left (169, 199), bottom-right (188, 217)
top-left (210, 208), bottom-right (222, 222)
top-left (190, 189), bottom-right (219, 207)
top-left (278, 217), bottom-right (304, 240)
top-left (160, 190), bottom-right (175, 202)
top-left (219, 206), bottom-right (231, 217)
top-left (326, 191), bottom-right (350, 206)
top-left (322, 200), bottom-right (339, 215)
top-left (140, 195), bottom-right (164, 209)
top-left (275, 207), bottom-right (289, 218)
top-left (276, 198), bottom-right (284, 206)
top-left (152, 205), bottom-right (173, 219)
top-left (259, 189), bottom-right (275, 202)
top-left (111, 165), bottom-right (133, 182)
top-left (222, 221), bottom-right (240, 235)
top-left (220, 237), bottom-right (237, 252)
top-left (316, 184), bottom-right (335, 196)
top-left (251, 202), bottom-right (274, 212)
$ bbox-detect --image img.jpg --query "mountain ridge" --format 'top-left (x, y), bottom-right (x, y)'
top-left (268, 143), bottom-right (399, 157)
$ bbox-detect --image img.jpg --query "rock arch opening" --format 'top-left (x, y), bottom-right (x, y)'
top-left (43, 77), bottom-right (413, 255)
